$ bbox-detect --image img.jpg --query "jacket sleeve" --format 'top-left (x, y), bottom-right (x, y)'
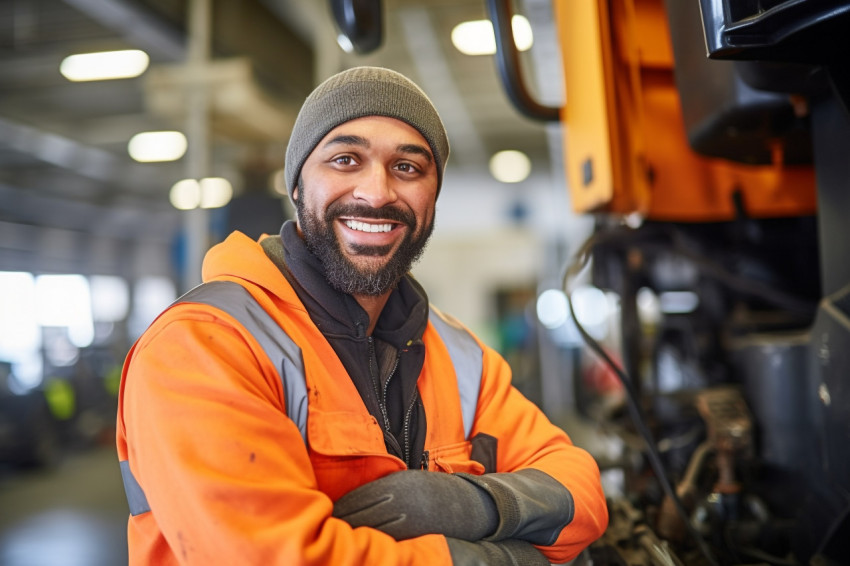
top-left (470, 340), bottom-right (609, 564)
top-left (119, 307), bottom-right (453, 566)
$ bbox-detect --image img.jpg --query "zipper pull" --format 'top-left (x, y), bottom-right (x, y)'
top-left (420, 450), bottom-right (429, 470)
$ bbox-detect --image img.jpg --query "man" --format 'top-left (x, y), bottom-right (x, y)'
top-left (117, 66), bottom-right (608, 565)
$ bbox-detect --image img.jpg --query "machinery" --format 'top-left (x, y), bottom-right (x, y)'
top-left (334, 0), bottom-right (850, 563)
top-left (485, 0), bottom-right (850, 564)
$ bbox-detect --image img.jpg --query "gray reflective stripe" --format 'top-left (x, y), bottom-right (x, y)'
top-left (179, 281), bottom-right (308, 441)
top-left (120, 281), bottom-right (307, 517)
top-left (428, 307), bottom-right (484, 439)
top-left (120, 460), bottom-right (151, 516)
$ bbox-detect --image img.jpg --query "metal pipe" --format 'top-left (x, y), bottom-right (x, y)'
top-left (183, 0), bottom-right (211, 291)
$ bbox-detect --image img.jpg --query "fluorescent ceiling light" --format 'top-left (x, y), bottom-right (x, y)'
top-left (170, 179), bottom-right (201, 210)
top-left (128, 131), bottom-right (187, 163)
top-left (170, 177), bottom-right (233, 210)
top-left (451, 15), bottom-right (533, 56)
top-left (489, 149), bottom-right (531, 183)
top-left (60, 49), bottom-right (150, 82)
top-left (199, 177), bottom-right (233, 209)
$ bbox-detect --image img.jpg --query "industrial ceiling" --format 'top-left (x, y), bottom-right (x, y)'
top-left (0, 0), bottom-right (559, 280)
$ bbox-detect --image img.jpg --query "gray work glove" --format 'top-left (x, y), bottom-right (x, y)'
top-left (456, 468), bottom-right (574, 545)
top-left (332, 470), bottom-right (499, 541)
top-left (446, 537), bottom-right (550, 566)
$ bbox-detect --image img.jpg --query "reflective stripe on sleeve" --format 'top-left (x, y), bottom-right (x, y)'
top-left (428, 306), bottom-right (484, 439)
top-left (120, 460), bottom-right (151, 516)
top-left (179, 281), bottom-right (308, 441)
top-left (120, 281), bottom-right (308, 518)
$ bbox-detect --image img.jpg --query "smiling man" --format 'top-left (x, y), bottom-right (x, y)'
top-left (116, 66), bottom-right (608, 565)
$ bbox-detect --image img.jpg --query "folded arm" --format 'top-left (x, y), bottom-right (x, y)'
top-left (332, 468), bottom-right (572, 544)
top-left (332, 467), bottom-right (571, 565)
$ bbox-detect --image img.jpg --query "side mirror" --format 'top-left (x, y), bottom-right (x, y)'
top-left (329, 0), bottom-right (383, 54)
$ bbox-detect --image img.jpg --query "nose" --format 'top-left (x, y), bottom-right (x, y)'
top-left (351, 164), bottom-right (397, 208)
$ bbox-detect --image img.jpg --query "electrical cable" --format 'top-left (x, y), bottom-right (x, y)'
top-left (812, 499), bottom-right (850, 561)
top-left (562, 231), bottom-right (721, 566)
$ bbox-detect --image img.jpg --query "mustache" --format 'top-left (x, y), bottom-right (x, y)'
top-left (324, 202), bottom-right (416, 228)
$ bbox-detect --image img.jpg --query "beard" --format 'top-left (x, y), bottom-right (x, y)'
top-left (296, 194), bottom-right (434, 296)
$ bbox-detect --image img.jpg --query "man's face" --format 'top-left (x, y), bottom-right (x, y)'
top-left (294, 116), bottom-right (439, 296)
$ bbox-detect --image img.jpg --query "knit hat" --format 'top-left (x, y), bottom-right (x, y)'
top-left (284, 66), bottom-right (450, 197)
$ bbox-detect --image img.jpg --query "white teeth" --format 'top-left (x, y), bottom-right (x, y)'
top-left (344, 220), bottom-right (393, 233)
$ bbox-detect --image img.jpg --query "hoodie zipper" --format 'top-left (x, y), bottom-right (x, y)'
top-left (369, 336), bottom-right (421, 467)
top-left (368, 336), bottom-right (402, 436)
top-left (402, 389), bottom-right (420, 466)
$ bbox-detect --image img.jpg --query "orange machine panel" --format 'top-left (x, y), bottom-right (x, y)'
top-left (554, 0), bottom-right (816, 221)
top-left (558, 0), bottom-right (615, 213)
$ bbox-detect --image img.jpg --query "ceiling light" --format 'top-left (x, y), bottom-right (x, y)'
top-left (128, 131), bottom-right (187, 163)
top-left (489, 150), bottom-right (531, 183)
top-left (170, 177), bottom-right (233, 210)
top-left (60, 49), bottom-right (150, 82)
top-left (170, 179), bottom-right (201, 210)
top-left (451, 15), bottom-right (533, 56)
top-left (511, 16), bottom-right (533, 51)
top-left (199, 177), bottom-right (233, 209)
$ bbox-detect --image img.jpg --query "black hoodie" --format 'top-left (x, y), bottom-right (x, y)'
top-left (262, 221), bottom-right (428, 469)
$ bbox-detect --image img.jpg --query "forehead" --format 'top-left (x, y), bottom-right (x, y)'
top-left (317, 116), bottom-right (431, 154)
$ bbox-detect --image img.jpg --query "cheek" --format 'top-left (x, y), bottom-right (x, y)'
top-left (399, 182), bottom-right (436, 212)
top-left (314, 179), bottom-right (356, 208)
top-left (299, 181), bottom-right (336, 214)
top-left (412, 195), bottom-right (437, 225)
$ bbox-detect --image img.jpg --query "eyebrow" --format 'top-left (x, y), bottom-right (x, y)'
top-left (323, 134), bottom-right (369, 148)
top-left (398, 143), bottom-right (433, 163)
top-left (322, 135), bottom-right (433, 163)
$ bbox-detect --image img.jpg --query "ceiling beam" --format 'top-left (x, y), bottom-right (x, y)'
top-left (61, 0), bottom-right (185, 60)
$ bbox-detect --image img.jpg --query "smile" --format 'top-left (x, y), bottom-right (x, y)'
top-left (344, 220), bottom-right (395, 233)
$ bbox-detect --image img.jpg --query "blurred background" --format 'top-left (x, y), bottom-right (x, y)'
top-left (0, 1), bottom-right (610, 564)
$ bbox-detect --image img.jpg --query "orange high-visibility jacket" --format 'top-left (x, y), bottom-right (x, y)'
top-left (116, 231), bottom-right (608, 565)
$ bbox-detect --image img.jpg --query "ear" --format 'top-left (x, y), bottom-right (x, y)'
top-left (291, 186), bottom-right (299, 202)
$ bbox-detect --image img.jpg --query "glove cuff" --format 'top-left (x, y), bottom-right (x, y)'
top-left (456, 469), bottom-right (574, 545)
top-left (456, 472), bottom-right (523, 539)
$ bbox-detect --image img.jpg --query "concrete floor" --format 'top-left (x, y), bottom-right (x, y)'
top-left (0, 444), bottom-right (129, 566)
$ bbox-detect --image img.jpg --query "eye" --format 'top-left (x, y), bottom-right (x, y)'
top-left (395, 162), bottom-right (420, 174)
top-left (332, 155), bottom-right (355, 166)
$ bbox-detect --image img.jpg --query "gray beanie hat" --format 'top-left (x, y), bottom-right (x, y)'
top-left (284, 66), bottom-right (450, 197)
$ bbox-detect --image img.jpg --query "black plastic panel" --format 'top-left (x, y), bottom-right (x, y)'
top-left (699, 0), bottom-right (850, 62)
